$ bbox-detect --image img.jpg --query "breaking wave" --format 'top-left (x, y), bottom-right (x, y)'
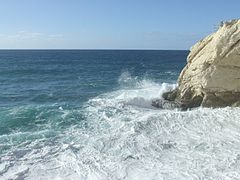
top-left (1, 73), bottom-right (240, 180)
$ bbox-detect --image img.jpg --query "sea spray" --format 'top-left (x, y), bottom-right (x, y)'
top-left (2, 75), bottom-right (240, 179)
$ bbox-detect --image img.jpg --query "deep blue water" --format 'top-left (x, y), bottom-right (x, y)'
top-left (3, 50), bottom-right (239, 179)
top-left (0, 50), bottom-right (187, 108)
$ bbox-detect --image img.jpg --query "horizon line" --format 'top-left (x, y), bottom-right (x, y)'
top-left (0, 48), bottom-right (189, 51)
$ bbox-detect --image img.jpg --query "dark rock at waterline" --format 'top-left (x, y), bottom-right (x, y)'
top-left (159, 90), bottom-right (240, 110)
top-left (151, 99), bottom-right (180, 109)
top-left (161, 89), bottom-right (204, 110)
top-left (202, 92), bottom-right (240, 107)
top-left (162, 89), bottom-right (178, 101)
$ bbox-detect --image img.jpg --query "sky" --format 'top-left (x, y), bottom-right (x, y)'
top-left (0, 0), bottom-right (239, 50)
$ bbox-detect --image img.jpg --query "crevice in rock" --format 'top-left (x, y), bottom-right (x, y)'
top-left (218, 64), bottom-right (240, 69)
top-left (221, 38), bottom-right (240, 59)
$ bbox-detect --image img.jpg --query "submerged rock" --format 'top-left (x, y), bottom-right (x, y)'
top-left (152, 99), bottom-right (180, 109)
top-left (156, 19), bottom-right (240, 109)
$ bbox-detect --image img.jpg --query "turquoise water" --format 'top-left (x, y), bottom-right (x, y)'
top-left (1, 50), bottom-right (240, 179)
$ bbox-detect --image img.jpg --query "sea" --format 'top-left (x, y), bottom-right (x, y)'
top-left (0, 50), bottom-right (240, 180)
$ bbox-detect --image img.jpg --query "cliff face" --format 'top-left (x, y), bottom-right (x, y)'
top-left (163, 19), bottom-right (240, 109)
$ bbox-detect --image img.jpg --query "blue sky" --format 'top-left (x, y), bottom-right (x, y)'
top-left (0, 0), bottom-right (239, 49)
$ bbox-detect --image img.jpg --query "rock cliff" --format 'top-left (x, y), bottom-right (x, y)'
top-left (158, 19), bottom-right (240, 109)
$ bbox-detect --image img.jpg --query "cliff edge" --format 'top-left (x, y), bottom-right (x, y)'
top-left (157, 19), bottom-right (240, 109)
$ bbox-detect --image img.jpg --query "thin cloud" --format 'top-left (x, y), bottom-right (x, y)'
top-left (0, 31), bottom-right (64, 48)
top-left (0, 31), bottom-right (63, 40)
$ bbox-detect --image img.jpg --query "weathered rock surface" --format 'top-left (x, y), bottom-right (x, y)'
top-left (158, 19), bottom-right (240, 109)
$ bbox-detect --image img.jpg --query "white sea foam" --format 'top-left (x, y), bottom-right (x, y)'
top-left (1, 74), bottom-right (240, 180)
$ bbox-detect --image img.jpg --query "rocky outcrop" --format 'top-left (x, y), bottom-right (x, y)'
top-left (157, 19), bottom-right (240, 109)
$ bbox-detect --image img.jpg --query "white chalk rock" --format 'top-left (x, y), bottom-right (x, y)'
top-left (164, 19), bottom-right (240, 108)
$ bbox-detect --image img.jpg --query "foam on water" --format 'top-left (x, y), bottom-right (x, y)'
top-left (1, 74), bottom-right (240, 180)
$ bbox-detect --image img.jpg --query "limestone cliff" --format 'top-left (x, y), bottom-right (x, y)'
top-left (161, 19), bottom-right (240, 109)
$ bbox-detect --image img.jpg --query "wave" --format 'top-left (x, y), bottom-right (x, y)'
top-left (1, 72), bottom-right (240, 180)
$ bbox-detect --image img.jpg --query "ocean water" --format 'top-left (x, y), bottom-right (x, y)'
top-left (0, 50), bottom-right (240, 180)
